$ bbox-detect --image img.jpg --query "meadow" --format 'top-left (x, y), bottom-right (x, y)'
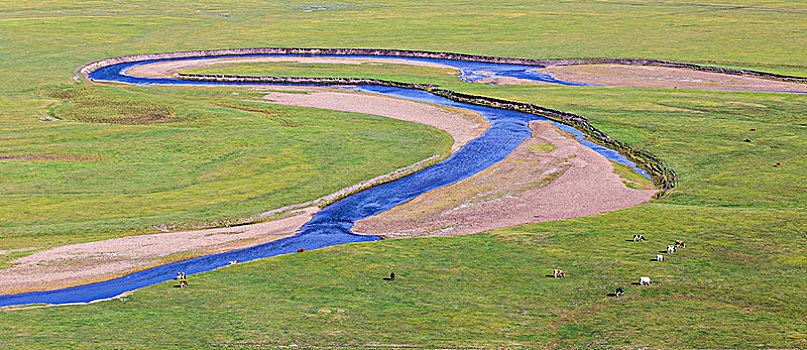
top-left (0, 84), bottom-right (450, 253)
top-left (1, 0), bottom-right (805, 348)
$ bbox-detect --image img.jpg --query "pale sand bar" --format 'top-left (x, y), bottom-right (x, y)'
top-left (538, 64), bottom-right (807, 92)
top-left (353, 121), bottom-right (657, 238)
top-left (0, 88), bottom-right (484, 295)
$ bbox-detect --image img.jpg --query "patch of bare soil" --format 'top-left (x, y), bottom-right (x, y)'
top-left (471, 71), bottom-right (555, 85)
top-left (0, 208), bottom-right (316, 295)
top-left (250, 89), bottom-right (488, 152)
top-left (537, 64), bottom-right (807, 91)
top-left (126, 56), bottom-right (458, 79)
top-left (352, 121), bottom-right (657, 238)
top-left (474, 77), bottom-right (555, 85)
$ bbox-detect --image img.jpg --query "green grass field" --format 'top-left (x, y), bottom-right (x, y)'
top-left (1, 0), bottom-right (806, 348)
top-left (0, 84), bottom-right (450, 252)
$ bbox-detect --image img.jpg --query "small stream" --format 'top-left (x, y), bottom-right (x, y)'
top-left (0, 54), bottom-right (649, 307)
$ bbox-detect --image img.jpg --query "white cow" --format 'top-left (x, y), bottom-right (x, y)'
top-left (667, 245), bottom-right (676, 253)
top-left (554, 269), bottom-right (565, 278)
top-left (640, 277), bottom-right (652, 285)
top-left (657, 254), bottom-right (664, 262)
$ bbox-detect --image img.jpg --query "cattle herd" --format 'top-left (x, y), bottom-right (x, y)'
top-left (171, 237), bottom-right (688, 293)
top-left (552, 236), bottom-right (688, 297)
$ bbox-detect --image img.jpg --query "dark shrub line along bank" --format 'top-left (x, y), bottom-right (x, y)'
top-left (177, 73), bottom-right (678, 196)
top-left (78, 47), bottom-right (807, 198)
top-left (78, 47), bottom-right (807, 84)
top-left (427, 89), bottom-right (679, 196)
top-left (177, 75), bottom-right (440, 89)
top-left (75, 47), bottom-right (748, 197)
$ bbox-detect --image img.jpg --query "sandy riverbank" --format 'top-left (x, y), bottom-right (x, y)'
top-left (474, 77), bottom-right (556, 85)
top-left (537, 64), bottom-right (807, 91)
top-left (3, 58), bottom-right (691, 295)
top-left (124, 55), bottom-right (551, 87)
top-left (249, 89), bottom-right (487, 152)
top-left (352, 121), bottom-right (657, 238)
top-left (0, 88), bottom-right (487, 295)
top-left (0, 207), bottom-right (316, 295)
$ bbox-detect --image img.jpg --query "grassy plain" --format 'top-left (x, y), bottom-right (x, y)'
top-left (0, 84), bottom-right (450, 251)
top-left (3, 84), bottom-right (803, 348)
top-left (1, 0), bottom-right (806, 348)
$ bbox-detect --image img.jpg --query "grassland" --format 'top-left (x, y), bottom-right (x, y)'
top-left (1, 0), bottom-right (806, 348)
top-left (3, 83), bottom-right (803, 348)
top-left (1, 84), bottom-right (451, 251)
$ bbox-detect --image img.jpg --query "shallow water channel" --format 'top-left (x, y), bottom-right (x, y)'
top-left (0, 55), bottom-right (649, 307)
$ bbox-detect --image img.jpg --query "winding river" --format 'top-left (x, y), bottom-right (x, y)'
top-left (0, 54), bottom-right (650, 307)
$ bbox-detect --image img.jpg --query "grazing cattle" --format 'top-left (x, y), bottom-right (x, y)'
top-left (615, 287), bottom-right (624, 297)
top-left (633, 234), bottom-right (645, 242)
top-left (774, 162), bottom-right (781, 167)
top-left (179, 280), bottom-right (188, 288)
top-left (674, 240), bottom-right (686, 248)
top-left (640, 277), bottom-right (652, 286)
top-left (744, 138), bottom-right (751, 142)
top-left (228, 260), bottom-right (239, 265)
top-left (667, 245), bottom-right (676, 253)
top-left (297, 248), bottom-right (306, 253)
top-left (176, 272), bottom-right (186, 280)
top-left (657, 254), bottom-right (664, 262)
top-left (383, 272), bottom-right (396, 281)
top-left (554, 269), bottom-right (565, 278)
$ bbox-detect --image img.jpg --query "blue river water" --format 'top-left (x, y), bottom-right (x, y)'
top-left (0, 54), bottom-right (650, 307)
